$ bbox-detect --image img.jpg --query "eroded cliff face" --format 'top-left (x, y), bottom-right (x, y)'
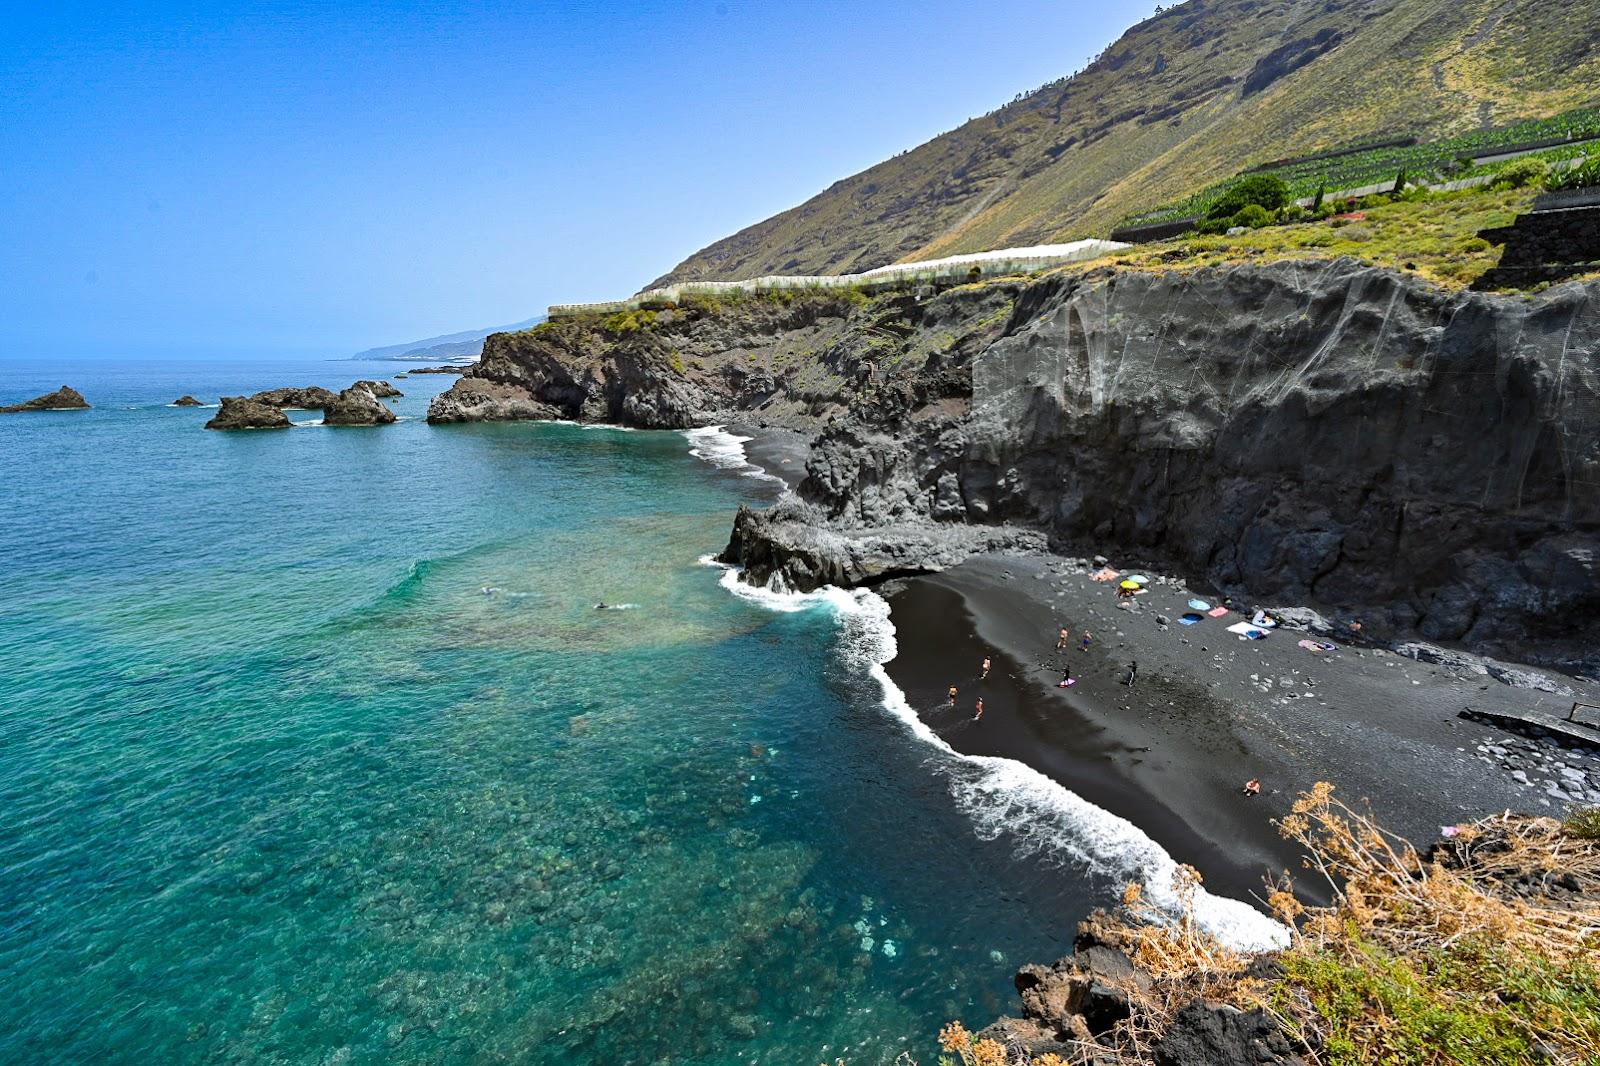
top-left (435, 260), bottom-right (1600, 670)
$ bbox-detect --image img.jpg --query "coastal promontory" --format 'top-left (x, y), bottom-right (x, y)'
top-left (1, 386), bottom-right (90, 413)
top-left (205, 396), bottom-right (292, 430)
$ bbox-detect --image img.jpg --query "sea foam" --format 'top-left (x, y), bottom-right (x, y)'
top-left (683, 426), bottom-right (785, 483)
top-left (703, 556), bottom-right (1289, 952)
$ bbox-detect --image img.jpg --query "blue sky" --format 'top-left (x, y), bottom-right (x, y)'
top-left (0, 1), bottom-right (1157, 358)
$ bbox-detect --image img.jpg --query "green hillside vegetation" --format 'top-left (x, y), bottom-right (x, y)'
top-left (655, 0), bottom-right (1600, 287)
top-left (1058, 184), bottom-right (1577, 290)
top-left (1126, 105), bottom-right (1600, 225)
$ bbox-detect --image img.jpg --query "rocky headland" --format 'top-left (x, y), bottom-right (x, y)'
top-left (429, 260), bottom-right (1599, 674)
top-left (1, 386), bottom-right (90, 413)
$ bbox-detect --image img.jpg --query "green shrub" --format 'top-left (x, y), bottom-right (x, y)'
top-left (1564, 806), bottom-right (1600, 839)
top-left (1491, 157), bottom-right (1550, 190)
top-left (667, 350), bottom-right (686, 375)
top-left (1194, 216), bottom-right (1231, 235)
top-left (1207, 174), bottom-right (1291, 219)
top-left (1233, 203), bottom-right (1274, 229)
top-left (1547, 153), bottom-right (1600, 192)
top-left (602, 309), bottom-right (657, 334)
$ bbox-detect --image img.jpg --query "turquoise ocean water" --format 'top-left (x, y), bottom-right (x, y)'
top-left (0, 358), bottom-right (1278, 1064)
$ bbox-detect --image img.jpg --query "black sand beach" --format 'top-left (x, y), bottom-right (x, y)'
top-left (883, 553), bottom-right (1600, 907)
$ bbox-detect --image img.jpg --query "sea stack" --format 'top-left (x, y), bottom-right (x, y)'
top-left (205, 396), bottom-right (292, 430)
top-left (1, 386), bottom-right (90, 413)
top-left (172, 395), bottom-right (204, 407)
top-left (322, 385), bottom-right (398, 426)
top-left (351, 379), bottom-right (403, 398)
top-left (248, 385), bottom-right (338, 409)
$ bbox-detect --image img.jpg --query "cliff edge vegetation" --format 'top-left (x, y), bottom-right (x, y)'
top-left (934, 788), bottom-right (1600, 1066)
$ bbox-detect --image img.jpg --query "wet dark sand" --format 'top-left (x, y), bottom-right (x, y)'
top-left (882, 553), bottom-right (1593, 909)
top-left (730, 424), bottom-right (811, 492)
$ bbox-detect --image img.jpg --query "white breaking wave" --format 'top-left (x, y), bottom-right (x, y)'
top-left (702, 556), bottom-right (1289, 952)
top-left (683, 425), bottom-right (784, 483)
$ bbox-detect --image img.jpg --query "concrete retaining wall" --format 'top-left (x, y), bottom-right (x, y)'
top-left (547, 240), bottom-right (1129, 318)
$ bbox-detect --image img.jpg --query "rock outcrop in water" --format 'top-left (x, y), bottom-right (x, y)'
top-left (171, 395), bottom-right (204, 407)
top-left (205, 396), bottom-right (292, 430)
top-left (323, 385), bottom-right (397, 426)
top-left (2, 386), bottom-right (90, 413)
top-left (432, 260), bottom-right (1600, 671)
top-left (249, 385), bottom-right (338, 410)
top-left (352, 379), bottom-right (403, 398)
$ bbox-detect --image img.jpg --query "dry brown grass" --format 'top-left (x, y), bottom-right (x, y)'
top-left (924, 784), bottom-right (1600, 1065)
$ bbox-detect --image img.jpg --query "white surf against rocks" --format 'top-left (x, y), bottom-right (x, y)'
top-left (683, 426), bottom-right (784, 483)
top-left (703, 557), bottom-right (1289, 952)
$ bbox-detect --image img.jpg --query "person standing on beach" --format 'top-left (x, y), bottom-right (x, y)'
top-left (1059, 664), bottom-right (1072, 686)
top-left (1057, 627), bottom-right (1070, 649)
top-left (981, 655), bottom-right (992, 679)
top-left (1081, 630), bottom-right (1093, 652)
top-left (1124, 660), bottom-right (1138, 687)
top-left (973, 697), bottom-right (984, 721)
top-left (947, 685), bottom-right (958, 705)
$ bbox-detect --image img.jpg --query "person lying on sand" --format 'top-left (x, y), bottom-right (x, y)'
top-left (1242, 778), bottom-right (1262, 796)
top-left (973, 697), bottom-right (984, 721)
top-left (1251, 608), bottom-right (1279, 628)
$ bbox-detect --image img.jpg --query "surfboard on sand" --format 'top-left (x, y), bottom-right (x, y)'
top-left (1057, 678), bottom-right (1077, 687)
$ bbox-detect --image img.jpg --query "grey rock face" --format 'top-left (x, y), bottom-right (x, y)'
top-left (205, 396), bottom-right (292, 430)
top-left (351, 379), bottom-right (403, 398)
top-left (1153, 1001), bottom-right (1308, 1066)
top-left (1, 386), bottom-right (90, 413)
top-left (322, 386), bottom-right (397, 426)
top-left (422, 261), bottom-right (1600, 669)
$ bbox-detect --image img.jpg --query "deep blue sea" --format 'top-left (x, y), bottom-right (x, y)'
top-left (0, 358), bottom-right (1276, 1064)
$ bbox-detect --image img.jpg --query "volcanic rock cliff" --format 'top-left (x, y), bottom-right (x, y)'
top-left (430, 260), bottom-right (1600, 671)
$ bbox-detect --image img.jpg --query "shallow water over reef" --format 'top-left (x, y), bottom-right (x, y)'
top-left (0, 358), bottom-right (1113, 1064)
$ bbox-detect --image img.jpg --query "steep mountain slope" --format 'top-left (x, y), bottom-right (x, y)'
top-left (654, 0), bottom-right (1600, 286)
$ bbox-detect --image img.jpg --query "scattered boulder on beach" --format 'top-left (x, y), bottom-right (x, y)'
top-left (205, 396), bottom-right (292, 430)
top-left (171, 395), bottom-right (205, 407)
top-left (352, 379), bottom-right (403, 398)
top-left (322, 385), bottom-right (397, 426)
top-left (1, 386), bottom-right (90, 413)
top-left (249, 385), bottom-right (338, 410)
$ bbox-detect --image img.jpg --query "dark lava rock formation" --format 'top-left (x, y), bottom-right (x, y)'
top-left (205, 396), bottom-right (292, 430)
top-left (249, 386), bottom-right (338, 410)
top-left (430, 260), bottom-right (1600, 671)
top-left (351, 379), bottom-right (403, 398)
top-left (171, 395), bottom-right (204, 407)
top-left (2, 386), bottom-right (90, 413)
top-left (323, 385), bottom-right (398, 426)
top-left (981, 912), bottom-right (1307, 1066)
